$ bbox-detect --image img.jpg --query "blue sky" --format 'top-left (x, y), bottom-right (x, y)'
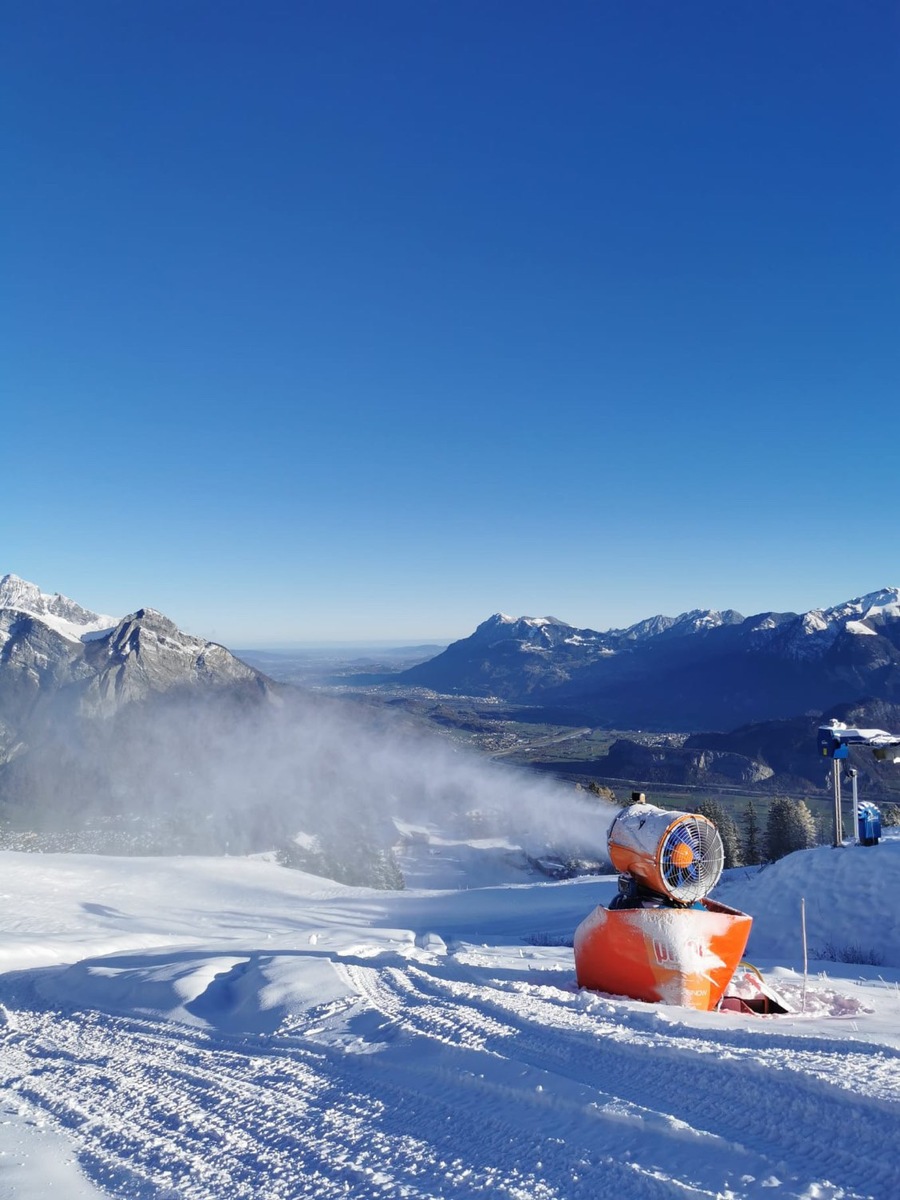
top-left (4, 1), bottom-right (898, 645)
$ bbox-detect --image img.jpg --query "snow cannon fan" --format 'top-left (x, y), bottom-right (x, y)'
top-left (607, 803), bottom-right (724, 904)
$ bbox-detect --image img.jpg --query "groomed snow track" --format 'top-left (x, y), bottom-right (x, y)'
top-left (1, 950), bottom-right (898, 1200)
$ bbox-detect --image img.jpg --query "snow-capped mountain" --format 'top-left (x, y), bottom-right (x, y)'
top-left (0, 573), bottom-right (116, 642)
top-left (770, 587), bottom-right (900, 659)
top-left (398, 590), bottom-right (900, 730)
top-left (465, 607), bottom-right (745, 655)
top-left (0, 575), bottom-right (270, 763)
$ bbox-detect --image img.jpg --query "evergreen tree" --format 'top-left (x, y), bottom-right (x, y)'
top-left (743, 800), bottom-right (762, 865)
top-left (765, 796), bottom-right (818, 861)
top-left (696, 799), bottom-right (743, 869)
top-left (369, 846), bottom-right (405, 890)
top-left (721, 811), bottom-right (743, 869)
top-left (813, 806), bottom-right (833, 847)
top-left (792, 798), bottom-right (819, 852)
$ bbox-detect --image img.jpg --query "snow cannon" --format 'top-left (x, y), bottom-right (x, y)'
top-left (575, 803), bottom-right (752, 1011)
top-left (607, 804), bottom-right (724, 903)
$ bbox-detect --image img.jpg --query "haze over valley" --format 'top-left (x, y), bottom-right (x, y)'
top-left (6, 571), bottom-right (900, 883)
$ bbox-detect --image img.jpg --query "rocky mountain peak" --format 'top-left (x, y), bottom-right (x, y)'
top-left (0, 577), bottom-right (271, 740)
top-left (0, 574), bottom-right (116, 641)
top-left (830, 587), bottom-right (900, 625)
top-left (116, 608), bottom-right (180, 637)
top-left (470, 614), bottom-right (578, 652)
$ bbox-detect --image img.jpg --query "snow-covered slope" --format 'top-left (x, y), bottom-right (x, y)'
top-left (1, 838), bottom-right (899, 1199)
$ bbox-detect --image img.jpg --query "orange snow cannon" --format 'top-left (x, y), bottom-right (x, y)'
top-left (606, 804), bottom-right (723, 903)
top-left (574, 804), bottom-right (752, 1010)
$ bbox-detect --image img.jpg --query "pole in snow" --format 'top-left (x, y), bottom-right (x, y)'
top-left (832, 759), bottom-right (843, 847)
top-left (801, 896), bottom-right (808, 1013)
top-left (848, 767), bottom-right (859, 846)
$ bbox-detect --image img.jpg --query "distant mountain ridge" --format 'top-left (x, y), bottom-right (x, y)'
top-left (398, 589), bottom-right (900, 730)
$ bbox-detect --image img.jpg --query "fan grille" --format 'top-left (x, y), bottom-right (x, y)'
top-left (659, 816), bottom-right (724, 902)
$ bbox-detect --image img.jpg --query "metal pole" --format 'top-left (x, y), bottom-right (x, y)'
top-left (801, 896), bottom-right (808, 1013)
top-left (850, 769), bottom-right (859, 845)
top-left (832, 758), bottom-right (843, 846)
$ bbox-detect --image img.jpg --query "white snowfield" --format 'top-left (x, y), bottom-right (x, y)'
top-left (1, 837), bottom-right (899, 1199)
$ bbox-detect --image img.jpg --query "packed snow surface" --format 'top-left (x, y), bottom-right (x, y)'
top-left (1, 836), bottom-right (899, 1199)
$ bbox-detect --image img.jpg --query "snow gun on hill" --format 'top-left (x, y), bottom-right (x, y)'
top-left (818, 719), bottom-right (900, 846)
top-left (574, 803), bottom-right (752, 1010)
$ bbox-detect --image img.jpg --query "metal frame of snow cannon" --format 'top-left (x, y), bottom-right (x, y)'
top-left (574, 803), bottom-right (752, 1011)
top-left (817, 720), bottom-right (900, 846)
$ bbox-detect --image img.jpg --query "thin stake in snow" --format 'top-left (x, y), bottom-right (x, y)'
top-left (801, 896), bottom-right (808, 1013)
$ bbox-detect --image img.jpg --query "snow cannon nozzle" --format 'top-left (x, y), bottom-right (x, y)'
top-left (607, 803), bottom-right (724, 905)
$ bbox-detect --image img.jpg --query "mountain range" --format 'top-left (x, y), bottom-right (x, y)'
top-left (396, 590), bottom-right (900, 731)
top-left (6, 574), bottom-right (900, 821)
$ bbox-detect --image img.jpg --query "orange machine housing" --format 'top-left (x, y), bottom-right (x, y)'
top-left (574, 897), bottom-right (752, 1010)
top-left (607, 806), bottom-right (722, 903)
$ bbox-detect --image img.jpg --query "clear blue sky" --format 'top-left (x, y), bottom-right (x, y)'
top-left (4, 1), bottom-right (898, 646)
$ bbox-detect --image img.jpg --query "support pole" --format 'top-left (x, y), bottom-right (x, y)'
top-left (801, 896), bottom-right (808, 1013)
top-left (850, 769), bottom-right (859, 846)
top-left (832, 758), bottom-right (843, 847)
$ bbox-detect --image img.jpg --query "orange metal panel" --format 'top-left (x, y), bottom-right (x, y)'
top-left (574, 897), bottom-right (752, 1011)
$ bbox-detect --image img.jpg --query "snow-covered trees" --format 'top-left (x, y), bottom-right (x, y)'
top-left (277, 815), bottom-right (405, 889)
top-left (765, 796), bottom-right (817, 861)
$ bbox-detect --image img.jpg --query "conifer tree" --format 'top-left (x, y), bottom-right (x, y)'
top-left (765, 796), bottom-right (818, 861)
top-left (743, 800), bottom-right (762, 865)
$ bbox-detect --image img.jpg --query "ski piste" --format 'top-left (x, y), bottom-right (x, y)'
top-left (0, 844), bottom-right (899, 1198)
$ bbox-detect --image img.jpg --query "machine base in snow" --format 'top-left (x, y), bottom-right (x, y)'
top-left (574, 895), bottom-right (752, 1010)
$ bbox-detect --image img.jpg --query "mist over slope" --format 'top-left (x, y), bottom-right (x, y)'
top-left (0, 576), bottom-right (612, 880)
top-left (3, 684), bottom-right (611, 876)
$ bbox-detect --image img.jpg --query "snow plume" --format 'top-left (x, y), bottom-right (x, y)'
top-left (0, 688), bottom-right (614, 881)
